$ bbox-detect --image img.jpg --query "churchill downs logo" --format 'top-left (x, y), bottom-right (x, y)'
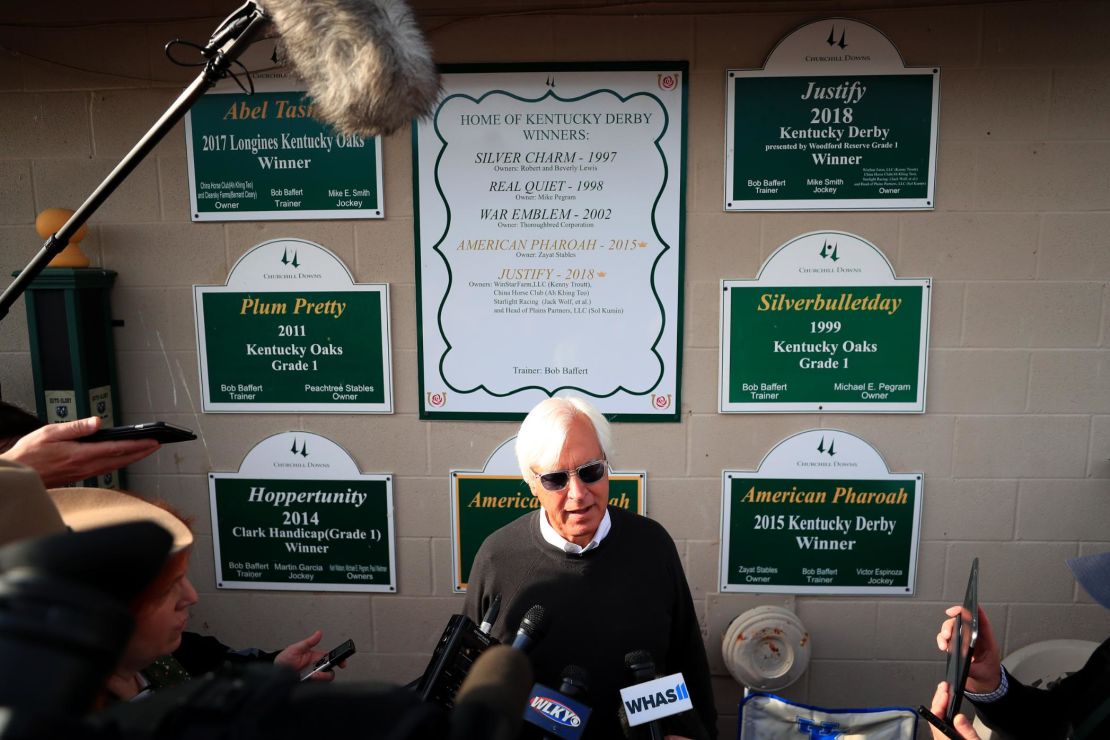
top-left (290, 438), bottom-right (309, 458)
top-left (280, 246), bottom-right (301, 269)
top-left (816, 435), bottom-right (837, 457)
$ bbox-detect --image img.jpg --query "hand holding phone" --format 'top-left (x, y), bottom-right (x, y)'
top-left (76, 421), bottom-right (196, 444)
top-left (300, 638), bottom-right (355, 681)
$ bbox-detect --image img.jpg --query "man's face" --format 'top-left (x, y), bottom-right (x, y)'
top-left (527, 413), bottom-right (609, 546)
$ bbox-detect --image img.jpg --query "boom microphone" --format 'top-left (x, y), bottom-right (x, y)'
top-left (0, 0), bottom-right (439, 323)
top-left (258, 0), bottom-right (441, 136)
top-left (511, 604), bottom-right (547, 652)
top-left (450, 644), bottom-right (533, 740)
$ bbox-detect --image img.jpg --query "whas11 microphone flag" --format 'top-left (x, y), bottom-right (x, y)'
top-left (619, 672), bottom-right (693, 727)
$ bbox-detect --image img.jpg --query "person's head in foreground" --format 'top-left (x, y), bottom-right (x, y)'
top-left (49, 487), bottom-right (196, 700)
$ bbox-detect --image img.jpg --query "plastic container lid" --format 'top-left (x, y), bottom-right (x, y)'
top-left (722, 605), bottom-right (810, 690)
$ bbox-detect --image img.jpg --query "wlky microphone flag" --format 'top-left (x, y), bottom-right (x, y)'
top-left (522, 684), bottom-right (592, 739)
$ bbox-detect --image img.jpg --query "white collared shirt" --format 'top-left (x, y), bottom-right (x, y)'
top-left (539, 508), bottom-right (612, 554)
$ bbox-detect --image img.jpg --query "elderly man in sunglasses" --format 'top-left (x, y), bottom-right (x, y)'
top-left (464, 396), bottom-right (717, 740)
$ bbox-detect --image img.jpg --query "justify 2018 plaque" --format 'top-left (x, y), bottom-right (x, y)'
top-left (720, 429), bottom-right (923, 595)
top-left (414, 62), bottom-right (687, 420)
top-left (194, 239), bottom-right (393, 413)
top-left (726, 18), bottom-right (939, 211)
top-left (210, 432), bottom-right (396, 592)
top-left (720, 231), bottom-right (930, 413)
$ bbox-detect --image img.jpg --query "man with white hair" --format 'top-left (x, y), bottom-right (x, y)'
top-left (464, 396), bottom-right (716, 739)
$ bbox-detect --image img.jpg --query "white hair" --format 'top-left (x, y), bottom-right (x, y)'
top-left (515, 396), bottom-right (613, 479)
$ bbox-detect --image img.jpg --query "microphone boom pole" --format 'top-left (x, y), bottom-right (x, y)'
top-left (0, 1), bottom-right (272, 323)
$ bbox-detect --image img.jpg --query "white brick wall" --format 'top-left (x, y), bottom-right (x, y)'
top-left (1, 3), bottom-right (1108, 737)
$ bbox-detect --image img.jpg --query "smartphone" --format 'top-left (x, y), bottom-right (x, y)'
top-left (77, 422), bottom-right (197, 444)
top-left (300, 638), bottom-right (355, 681)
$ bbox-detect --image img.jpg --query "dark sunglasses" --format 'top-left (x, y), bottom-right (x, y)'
top-left (533, 459), bottom-right (607, 492)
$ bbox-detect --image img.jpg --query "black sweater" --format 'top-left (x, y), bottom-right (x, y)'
top-left (464, 505), bottom-right (717, 739)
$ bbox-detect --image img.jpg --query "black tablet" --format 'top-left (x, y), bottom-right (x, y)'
top-left (949, 557), bottom-right (980, 721)
top-left (920, 557), bottom-right (980, 739)
top-left (77, 421), bottom-right (197, 444)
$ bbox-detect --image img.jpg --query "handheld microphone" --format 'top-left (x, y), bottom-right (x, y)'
top-left (620, 649), bottom-right (696, 740)
top-left (524, 665), bottom-right (592, 740)
top-left (558, 665), bottom-right (589, 701)
top-left (257, 0), bottom-right (441, 136)
top-left (511, 604), bottom-right (547, 653)
top-left (625, 650), bottom-right (657, 684)
top-left (450, 644), bottom-right (533, 740)
top-left (479, 593), bottom-right (501, 635)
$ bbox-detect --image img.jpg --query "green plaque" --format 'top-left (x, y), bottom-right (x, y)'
top-left (725, 19), bottom-right (938, 211)
top-left (195, 239), bottom-right (393, 413)
top-left (210, 432), bottom-right (396, 592)
top-left (450, 438), bottom-right (645, 592)
top-left (720, 429), bottom-right (922, 595)
top-left (186, 90), bottom-right (383, 221)
top-left (720, 231), bottom-right (929, 412)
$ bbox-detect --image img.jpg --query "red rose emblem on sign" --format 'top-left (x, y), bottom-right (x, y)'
top-left (657, 74), bottom-right (678, 91)
top-left (427, 392), bottom-right (447, 407)
top-left (651, 394), bottom-right (672, 409)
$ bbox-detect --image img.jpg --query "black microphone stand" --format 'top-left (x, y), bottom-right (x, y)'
top-left (0, 0), bottom-right (271, 324)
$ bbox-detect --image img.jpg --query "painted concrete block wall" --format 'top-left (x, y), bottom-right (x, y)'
top-left (1, 1), bottom-right (1108, 736)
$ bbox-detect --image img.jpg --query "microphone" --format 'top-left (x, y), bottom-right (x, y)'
top-left (558, 665), bottom-right (589, 701)
top-left (625, 650), bottom-right (657, 684)
top-left (622, 651), bottom-right (663, 740)
top-left (620, 650), bottom-right (697, 739)
top-left (479, 593), bottom-right (501, 635)
top-left (0, 0), bottom-right (438, 322)
top-left (543, 670), bottom-right (594, 736)
top-left (524, 665), bottom-right (592, 739)
top-left (450, 644), bottom-right (533, 740)
top-left (511, 604), bottom-right (547, 652)
top-left (258, 0), bottom-right (441, 136)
